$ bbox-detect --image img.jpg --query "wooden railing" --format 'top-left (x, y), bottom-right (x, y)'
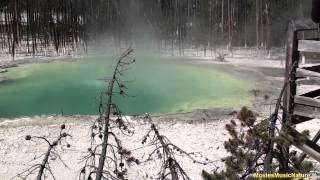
top-left (282, 19), bottom-right (320, 162)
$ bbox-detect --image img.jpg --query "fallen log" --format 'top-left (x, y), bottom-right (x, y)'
top-left (0, 69), bottom-right (8, 73)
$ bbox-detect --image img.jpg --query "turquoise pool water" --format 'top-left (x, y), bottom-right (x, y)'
top-left (0, 55), bottom-right (251, 118)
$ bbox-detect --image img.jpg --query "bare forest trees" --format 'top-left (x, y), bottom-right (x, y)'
top-left (0, 0), bottom-right (312, 58)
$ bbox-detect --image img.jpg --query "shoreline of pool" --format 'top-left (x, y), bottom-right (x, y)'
top-left (0, 50), bottom-right (305, 179)
top-left (0, 48), bottom-right (285, 120)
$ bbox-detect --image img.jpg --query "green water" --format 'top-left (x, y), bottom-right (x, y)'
top-left (0, 56), bottom-right (251, 118)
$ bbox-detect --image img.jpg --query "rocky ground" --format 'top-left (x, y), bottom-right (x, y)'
top-left (0, 114), bottom-right (230, 180)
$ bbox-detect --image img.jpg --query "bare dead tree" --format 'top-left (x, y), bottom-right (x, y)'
top-left (263, 82), bottom-right (287, 172)
top-left (142, 114), bottom-right (215, 180)
top-left (80, 48), bottom-right (138, 180)
top-left (13, 124), bottom-right (71, 180)
top-left (215, 51), bottom-right (226, 62)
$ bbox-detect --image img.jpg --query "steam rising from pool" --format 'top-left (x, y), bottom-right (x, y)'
top-left (0, 55), bottom-right (251, 118)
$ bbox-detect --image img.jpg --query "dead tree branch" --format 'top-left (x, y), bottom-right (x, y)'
top-left (263, 82), bottom-right (287, 172)
top-left (13, 124), bottom-right (71, 180)
top-left (80, 48), bottom-right (138, 180)
top-left (142, 114), bottom-right (215, 180)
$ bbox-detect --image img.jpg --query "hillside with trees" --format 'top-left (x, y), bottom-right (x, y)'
top-left (0, 0), bottom-right (312, 57)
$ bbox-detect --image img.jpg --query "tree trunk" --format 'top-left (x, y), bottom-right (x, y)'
top-left (244, 0), bottom-right (247, 47)
top-left (256, 0), bottom-right (260, 49)
top-left (266, 0), bottom-right (271, 55)
top-left (221, 0), bottom-right (224, 43)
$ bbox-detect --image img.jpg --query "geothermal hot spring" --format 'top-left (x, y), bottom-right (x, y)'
top-left (0, 55), bottom-right (251, 118)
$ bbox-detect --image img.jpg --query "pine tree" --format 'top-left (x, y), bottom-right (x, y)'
top-left (202, 107), bottom-right (314, 180)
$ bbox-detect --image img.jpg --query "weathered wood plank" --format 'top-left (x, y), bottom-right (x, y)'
top-left (297, 85), bottom-right (320, 96)
top-left (294, 103), bottom-right (320, 119)
top-left (298, 40), bottom-right (320, 53)
top-left (292, 115), bottom-right (313, 124)
top-left (297, 68), bottom-right (320, 78)
top-left (283, 21), bottom-right (299, 125)
top-left (300, 63), bottom-right (320, 68)
top-left (295, 96), bottom-right (320, 108)
top-left (298, 130), bottom-right (320, 163)
top-left (300, 88), bottom-right (320, 98)
top-left (301, 64), bottom-right (320, 73)
top-left (293, 19), bottom-right (318, 31)
top-left (297, 77), bottom-right (320, 85)
top-left (280, 129), bottom-right (320, 162)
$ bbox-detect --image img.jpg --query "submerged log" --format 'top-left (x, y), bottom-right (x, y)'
top-left (0, 63), bottom-right (18, 69)
top-left (0, 69), bottom-right (8, 73)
